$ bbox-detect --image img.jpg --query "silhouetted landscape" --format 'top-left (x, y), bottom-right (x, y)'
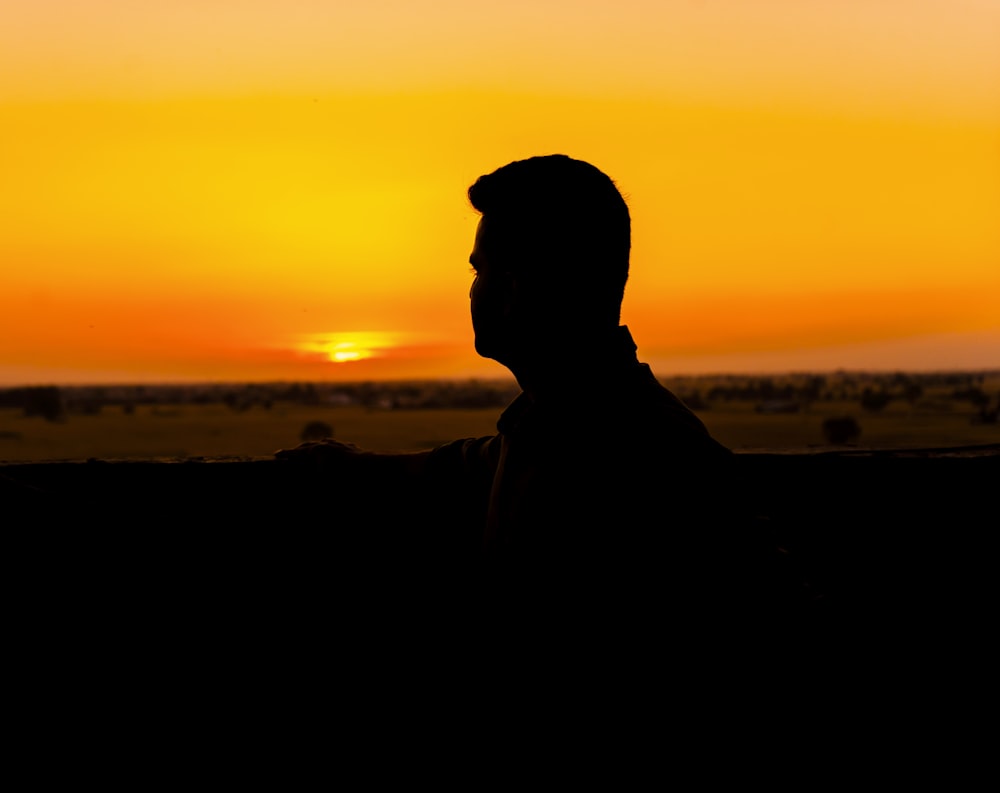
top-left (2, 369), bottom-right (997, 461)
top-left (5, 371), bottom-right (997, 720)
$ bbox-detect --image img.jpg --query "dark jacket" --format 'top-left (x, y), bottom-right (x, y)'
top-left (419, 327), bottom-right (772, 636)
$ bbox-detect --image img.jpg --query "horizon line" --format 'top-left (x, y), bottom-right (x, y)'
top-left (3, 366), bottom-right (999, 390)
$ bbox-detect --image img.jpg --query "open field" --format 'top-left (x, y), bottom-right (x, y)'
top-left (2, 390), bottom-right (997, 462)
top-left (1, 403), bottom-right (501, 461)
top-left (699, 398), bottom-right (999, 451)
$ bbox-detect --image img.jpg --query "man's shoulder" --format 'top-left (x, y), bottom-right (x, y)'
top-left (601, 364), bottom-right (729, 453)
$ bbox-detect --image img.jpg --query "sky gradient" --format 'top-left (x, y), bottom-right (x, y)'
top-left (2, 1), bottom-right (998, 384)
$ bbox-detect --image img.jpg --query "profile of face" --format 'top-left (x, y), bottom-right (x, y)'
top-left (468, 216), bottom-right (523, 366)
top-left (469, 215), bottom-right (573, 370)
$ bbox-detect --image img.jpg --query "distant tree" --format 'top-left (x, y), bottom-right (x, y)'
top-left (972, 399), bottom-right (999, 425)
top-left (223, 391), bottom-right (252, 412)
top-left (952, 386), bottom-right (990, 408)
top-left (902, 382), bottom-right (924, 405)
top-left (679, 389), bottom-right (707, 410)
top-left (300, 421), bottom-right (334, 442)
top-left (72, 399), bottom-right (102, 416)
top-left (297, 383), bottom-right (321, 406)
top-left (860, 388), bottom-right (891, 412)
top-left (23, 386), bottom-right (66, 423)
top-left (799, 376), bottom-right (825, 406)
top-left (822, 416), bottom-right (862, 445)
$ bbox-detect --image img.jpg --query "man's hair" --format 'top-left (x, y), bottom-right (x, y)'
top-left (467, 154), bottom-right (631, 324)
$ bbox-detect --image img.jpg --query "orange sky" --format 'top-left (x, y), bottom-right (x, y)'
top-left (2, 1), bottom-right (998, 384)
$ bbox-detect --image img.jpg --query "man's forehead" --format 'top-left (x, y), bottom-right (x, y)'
top-left (477, 209), bottom-right (556, 256)
top-left (471, 216), bottom-right (499, 258)
top-left (473, 214), bottom-right (531, 252)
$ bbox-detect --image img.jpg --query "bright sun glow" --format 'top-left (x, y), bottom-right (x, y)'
top-left (331, 348), bottom-right (362, 363)
top-left (294, 332), bottom-right (402, 365)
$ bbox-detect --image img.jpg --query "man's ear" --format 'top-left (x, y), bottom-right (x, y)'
top-left (506, 272), bottom-right (537, 316)
top-left (512, 278), bottom-right (567, 337)
top-left (500, 277), bottom-right (522, 322)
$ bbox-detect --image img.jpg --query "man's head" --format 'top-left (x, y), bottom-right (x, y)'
top-left (466, 155), bottom-right (631, 366)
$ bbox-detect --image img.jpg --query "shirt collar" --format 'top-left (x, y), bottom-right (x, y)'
top-left (496, 325), bottom-right (641, 435)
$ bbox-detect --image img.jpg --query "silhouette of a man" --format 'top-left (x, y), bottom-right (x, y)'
top-left (278, 154), bottom-right (746, 634)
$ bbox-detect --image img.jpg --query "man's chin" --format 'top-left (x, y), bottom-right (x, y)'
top-left (474, 338), bottom-right (507, 366)
top-left (473, 342), bottom-right (497, 361)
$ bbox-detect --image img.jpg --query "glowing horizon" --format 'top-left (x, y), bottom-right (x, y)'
top-left (2, 1), bottom-right (998, 385)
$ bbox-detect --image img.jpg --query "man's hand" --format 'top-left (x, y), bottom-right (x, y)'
top-left (273, 438), bottom-right (370, 466)
top-left (275, 439), bottom-right (432, 478)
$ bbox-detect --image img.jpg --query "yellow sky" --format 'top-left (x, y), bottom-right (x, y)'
top-left (1, 1), bottom-right (998, 384)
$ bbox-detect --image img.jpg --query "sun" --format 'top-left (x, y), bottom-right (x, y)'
top-left (294, 332), bottom-right (401, 364)
top-left (328, 343), bottom-right (365, 363)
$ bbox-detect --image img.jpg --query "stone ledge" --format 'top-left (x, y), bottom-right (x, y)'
top-left (5, 445), bottom-right (996, 710)
top-left (5, 445), bottom-right (997, 530)
top-left (7, 447), bottom-right (996, 639)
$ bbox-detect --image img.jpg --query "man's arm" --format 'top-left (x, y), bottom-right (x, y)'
top-left (274, 439), bottom-right (431, 478)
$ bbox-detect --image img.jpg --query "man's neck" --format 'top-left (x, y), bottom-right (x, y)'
top-left (507, 325), bottom-right (634, 399)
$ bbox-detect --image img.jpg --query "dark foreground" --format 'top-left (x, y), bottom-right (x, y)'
top-left (5, 446), bottom-right (998, 745)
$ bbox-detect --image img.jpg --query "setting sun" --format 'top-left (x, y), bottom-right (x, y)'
top-left (294, 332), bottom-right (404, 365)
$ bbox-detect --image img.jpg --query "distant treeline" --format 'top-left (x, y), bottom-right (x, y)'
top-left (0, 379), bottom-right (522, 419)
top-left (670, 371), bottom-right (996, 412)
top-left (1, 370), bottom-right (998, 424)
